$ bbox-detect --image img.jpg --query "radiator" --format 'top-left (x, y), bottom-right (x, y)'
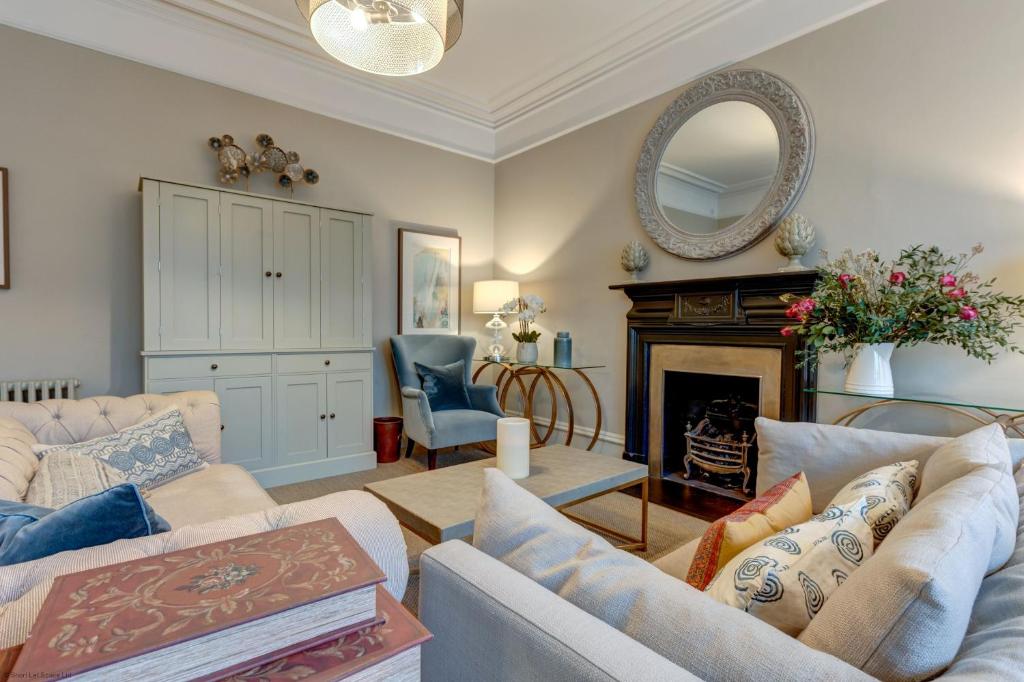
top-left (0, 378), bottom-right (81, 403)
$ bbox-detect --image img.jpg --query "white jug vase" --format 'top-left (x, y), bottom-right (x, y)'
top-left (844, 343), bottom-right (895, 398)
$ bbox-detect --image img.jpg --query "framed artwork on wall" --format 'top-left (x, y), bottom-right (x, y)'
top-left (398, 228), bottom-right (461, 335)
top-left (0, 167), bottom-right (8, 289)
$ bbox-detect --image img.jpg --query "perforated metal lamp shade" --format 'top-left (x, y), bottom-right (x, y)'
top-left (296, 0), bottom-right (464, 77)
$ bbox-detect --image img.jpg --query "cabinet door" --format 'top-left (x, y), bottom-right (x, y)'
top-left (321, 211), bottom-right (369, 348)
top-left (326, 371), bottom-right (372, 458)
top-left (215, 376), bottom-right (274, 470)
top-left (274, 203), bottom-right (321, 349)
top-left (275, 373), bottom-right (326, 465)
top-left (221, 194), bottom-right (273, 350)
top-left (158, 183), bottom-right (220, 350)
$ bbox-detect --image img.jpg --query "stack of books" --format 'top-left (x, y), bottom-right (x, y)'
top-left (5, 519), bottom-right (429, 681)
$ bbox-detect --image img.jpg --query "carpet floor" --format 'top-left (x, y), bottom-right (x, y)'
top-left (268, 447), bottom-right (710, 612)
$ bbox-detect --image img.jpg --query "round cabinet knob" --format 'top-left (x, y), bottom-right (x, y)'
top-left (265, 271), bottom-right (272, 278)
top-left (320, 414), bottom-right (327, 420)
top-left (210, 363), bottom-right (219, 370)
top-left (329, 413), bottom-right (336, 419)
top-left (275, 272), bottom-right (283, 278)
top-left (324, 359), bottom-right (331, 366)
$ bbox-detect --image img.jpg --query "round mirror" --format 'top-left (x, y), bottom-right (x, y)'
top-left (656, 101), bottom-right (780, 236)
top-left (636, 69), bottom-right (814, 260)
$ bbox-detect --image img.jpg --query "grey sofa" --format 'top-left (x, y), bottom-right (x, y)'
top-left (418, 428), bottom-right (1024, 681)
top-left (390, 334), bottom-right (504, 469)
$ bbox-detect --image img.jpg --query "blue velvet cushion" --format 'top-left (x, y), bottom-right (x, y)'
top-left (414, 359), bottom-right (473, 411)
top-left (0, 484), bottom-right (170, 566)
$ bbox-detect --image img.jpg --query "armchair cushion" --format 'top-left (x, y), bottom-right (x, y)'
top-left (414, 359), bottom-right (472, 412)
top-left (432, 410), bottom-right (501, 449)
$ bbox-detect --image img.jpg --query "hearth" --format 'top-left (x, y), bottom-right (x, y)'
top-left (610, 272), bottom-right (817, 511)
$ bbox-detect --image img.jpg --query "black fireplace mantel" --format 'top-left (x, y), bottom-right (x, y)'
top-left (610, 271), bottom-right (818, 467)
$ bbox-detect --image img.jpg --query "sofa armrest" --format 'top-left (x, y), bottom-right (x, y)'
top-left (467, 383), bottom-right (505, 417)
top-left (419, 541), bottom-right (697, 682)
top-left (0, 490), bottom-right (408, 649)
top-left (401, 387), bottom-right (435, 445)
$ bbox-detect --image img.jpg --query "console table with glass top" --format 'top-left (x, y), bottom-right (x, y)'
top-left (472, 359), bottom-right (605, 451)
top-left (809, 389), bottom-right (1024, 436)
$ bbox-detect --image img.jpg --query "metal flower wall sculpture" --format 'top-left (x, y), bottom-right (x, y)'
top-left (208, 133), bottom-right (320, 194)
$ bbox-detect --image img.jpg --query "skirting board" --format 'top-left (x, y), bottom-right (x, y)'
top-left (505, 410), bottom-right (625, 454)
top-left (251, 451), bottom-right (377, 488)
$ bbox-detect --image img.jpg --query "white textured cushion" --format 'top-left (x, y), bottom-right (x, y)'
top-left (799, 427), bottom-right (1019, 681)
top-left (473, 468), bottom-right (871, 682)
top-left (756, 417), bottom-right (948, 512)
top-left (32, 408), bottom-right (205, 490)
top-left (24, 450), bottom-right (126, 509)
top-left (0, 392), bottom-right (221, 465)
top-left (706, 498), bottom-right (873, 636)
top-left (828, 460), bottom-right (918, 545)
top-left (0, 418), bottom-right (39, 502)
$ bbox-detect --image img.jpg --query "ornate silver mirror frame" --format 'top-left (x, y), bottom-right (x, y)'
top-left (635, 69), bottom-right (814, 260)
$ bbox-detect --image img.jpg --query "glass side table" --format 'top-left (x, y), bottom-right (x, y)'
top-left (807, 389), bottom-right (1024, 436)
top-left (473, 359), bottom-right (606, 451)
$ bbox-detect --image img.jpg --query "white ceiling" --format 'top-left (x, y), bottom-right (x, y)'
top-left (0, 0), bottom-right (886, 161)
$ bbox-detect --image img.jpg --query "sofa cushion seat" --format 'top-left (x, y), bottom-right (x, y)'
top-left (146, 464), bottom-right (276, 528)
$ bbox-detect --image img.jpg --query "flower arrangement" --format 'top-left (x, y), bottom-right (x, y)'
top-left (501, 295), bottom-right (547, 343)
top-left (781, 244), bottom-right (1024, 365)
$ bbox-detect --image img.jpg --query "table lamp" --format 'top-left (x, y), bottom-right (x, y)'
top-left (473, 280), bottom-right (519, 361)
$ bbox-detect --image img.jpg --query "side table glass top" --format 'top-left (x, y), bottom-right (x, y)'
top-left (476, 358), bottom-right (606, 370)
top-left (807, 388), bottom-right (1024, 415)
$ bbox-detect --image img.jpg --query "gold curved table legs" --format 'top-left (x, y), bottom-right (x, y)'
top-left (832, 400), bottom-right (1024, 437)
top-left (472, 361), bottom-right (604, 451)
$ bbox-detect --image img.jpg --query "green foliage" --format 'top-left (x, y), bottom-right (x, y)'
top-left (512, 330), bottom-right (541, 343)
top-left (781, 244), bottom-right (1024, 367)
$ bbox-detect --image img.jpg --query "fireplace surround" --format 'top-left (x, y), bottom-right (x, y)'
top-left (610, 272), bottom-right (817, 508)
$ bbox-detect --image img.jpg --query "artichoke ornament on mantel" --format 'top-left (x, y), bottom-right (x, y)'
top-left (621, 240), bottom-right (651, 282)
top-left (774, 213), bottom-right (816, 272)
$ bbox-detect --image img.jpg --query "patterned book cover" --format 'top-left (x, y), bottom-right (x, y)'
top-left (13, 519), bottom-right (384, 680)
top-left (214, 585), bottom-right (431, 682)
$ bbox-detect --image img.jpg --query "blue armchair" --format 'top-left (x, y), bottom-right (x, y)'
top-left (390, 335), bottom-right (504, 469)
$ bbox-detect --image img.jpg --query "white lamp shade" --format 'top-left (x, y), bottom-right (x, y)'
top-left (296, 0), bottom-right (465, 77)
top-left (473, 280), bottom-right (519, 314)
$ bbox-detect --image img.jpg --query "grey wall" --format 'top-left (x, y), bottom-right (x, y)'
top-left (494, 0), bottom-right (1024, 443)
top-left (0, 26), bottom-right (494, 415)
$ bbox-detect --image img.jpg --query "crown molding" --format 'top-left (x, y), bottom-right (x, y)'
top-left (0, 0), bottom-right (886, 162)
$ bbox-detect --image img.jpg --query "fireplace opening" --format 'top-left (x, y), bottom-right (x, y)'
top-left (662, 371), bottom-right (760, 501)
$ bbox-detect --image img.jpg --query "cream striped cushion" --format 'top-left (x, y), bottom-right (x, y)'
top-left (25, 451), bottom-right (127, 509)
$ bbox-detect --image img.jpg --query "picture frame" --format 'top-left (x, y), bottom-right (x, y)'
top-left (0, 168), bottom-right (8, 289)
top-left (398, 228), bottom-right (461, 335)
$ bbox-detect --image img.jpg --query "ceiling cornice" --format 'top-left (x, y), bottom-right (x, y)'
top-left (0, 0), bottom-right (886, 162)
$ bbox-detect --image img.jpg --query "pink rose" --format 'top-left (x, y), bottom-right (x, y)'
top-left (785, 303), bottom-right (801, 319)
top-left (946, 287), bottom-right (967, 300)
top-left (939, 274), bottom-right (957, 287)
top-left (889, 271), bottom-right (907, 285)
top-left (780, 326), bottom-right (795, 337)
top-left (797, 298), bottom-right (817, 313)
top-left (959, 306), bottom-right (978, 321)
top-left (838, 274), bottom-right (854, 288)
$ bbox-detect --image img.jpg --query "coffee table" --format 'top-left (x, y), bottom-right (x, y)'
top-left (364, 444), bottom-right (648, 551)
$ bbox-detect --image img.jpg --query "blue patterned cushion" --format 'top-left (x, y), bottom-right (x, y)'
top-left (0, 484), bottom-right (170, 566)
top-left (414, 359), bottom-right (472, 411)
top-left (33, 408), bottom-right (205, 489)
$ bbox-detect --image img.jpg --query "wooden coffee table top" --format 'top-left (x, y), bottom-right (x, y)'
top-left (364, 445), bottom-right (647, 543)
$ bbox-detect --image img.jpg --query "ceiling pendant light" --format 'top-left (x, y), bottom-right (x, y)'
top-left (296, 0), bottom-right (464, 77)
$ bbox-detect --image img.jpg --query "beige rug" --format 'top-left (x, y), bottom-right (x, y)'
top-left (269, 448), bottom-right (709, 612)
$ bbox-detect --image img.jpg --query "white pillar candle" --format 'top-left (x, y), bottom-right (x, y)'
top-left (496, 417), bottom-right (531, 480)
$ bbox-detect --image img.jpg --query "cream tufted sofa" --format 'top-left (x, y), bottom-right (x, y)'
top-left (0, 392), bottom-right (408, 650)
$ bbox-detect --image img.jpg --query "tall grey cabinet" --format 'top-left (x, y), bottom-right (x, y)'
top-left (140, 178), bottom-right (374, 487)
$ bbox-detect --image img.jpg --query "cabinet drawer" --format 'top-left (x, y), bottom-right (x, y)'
top-left (275, 352), bottom-right (372, 374)
top-left (148, 354), bottom-right (272, 380)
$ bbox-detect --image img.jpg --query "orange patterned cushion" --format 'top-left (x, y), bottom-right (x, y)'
top-left (685, 471), bottom-right (812, 590)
